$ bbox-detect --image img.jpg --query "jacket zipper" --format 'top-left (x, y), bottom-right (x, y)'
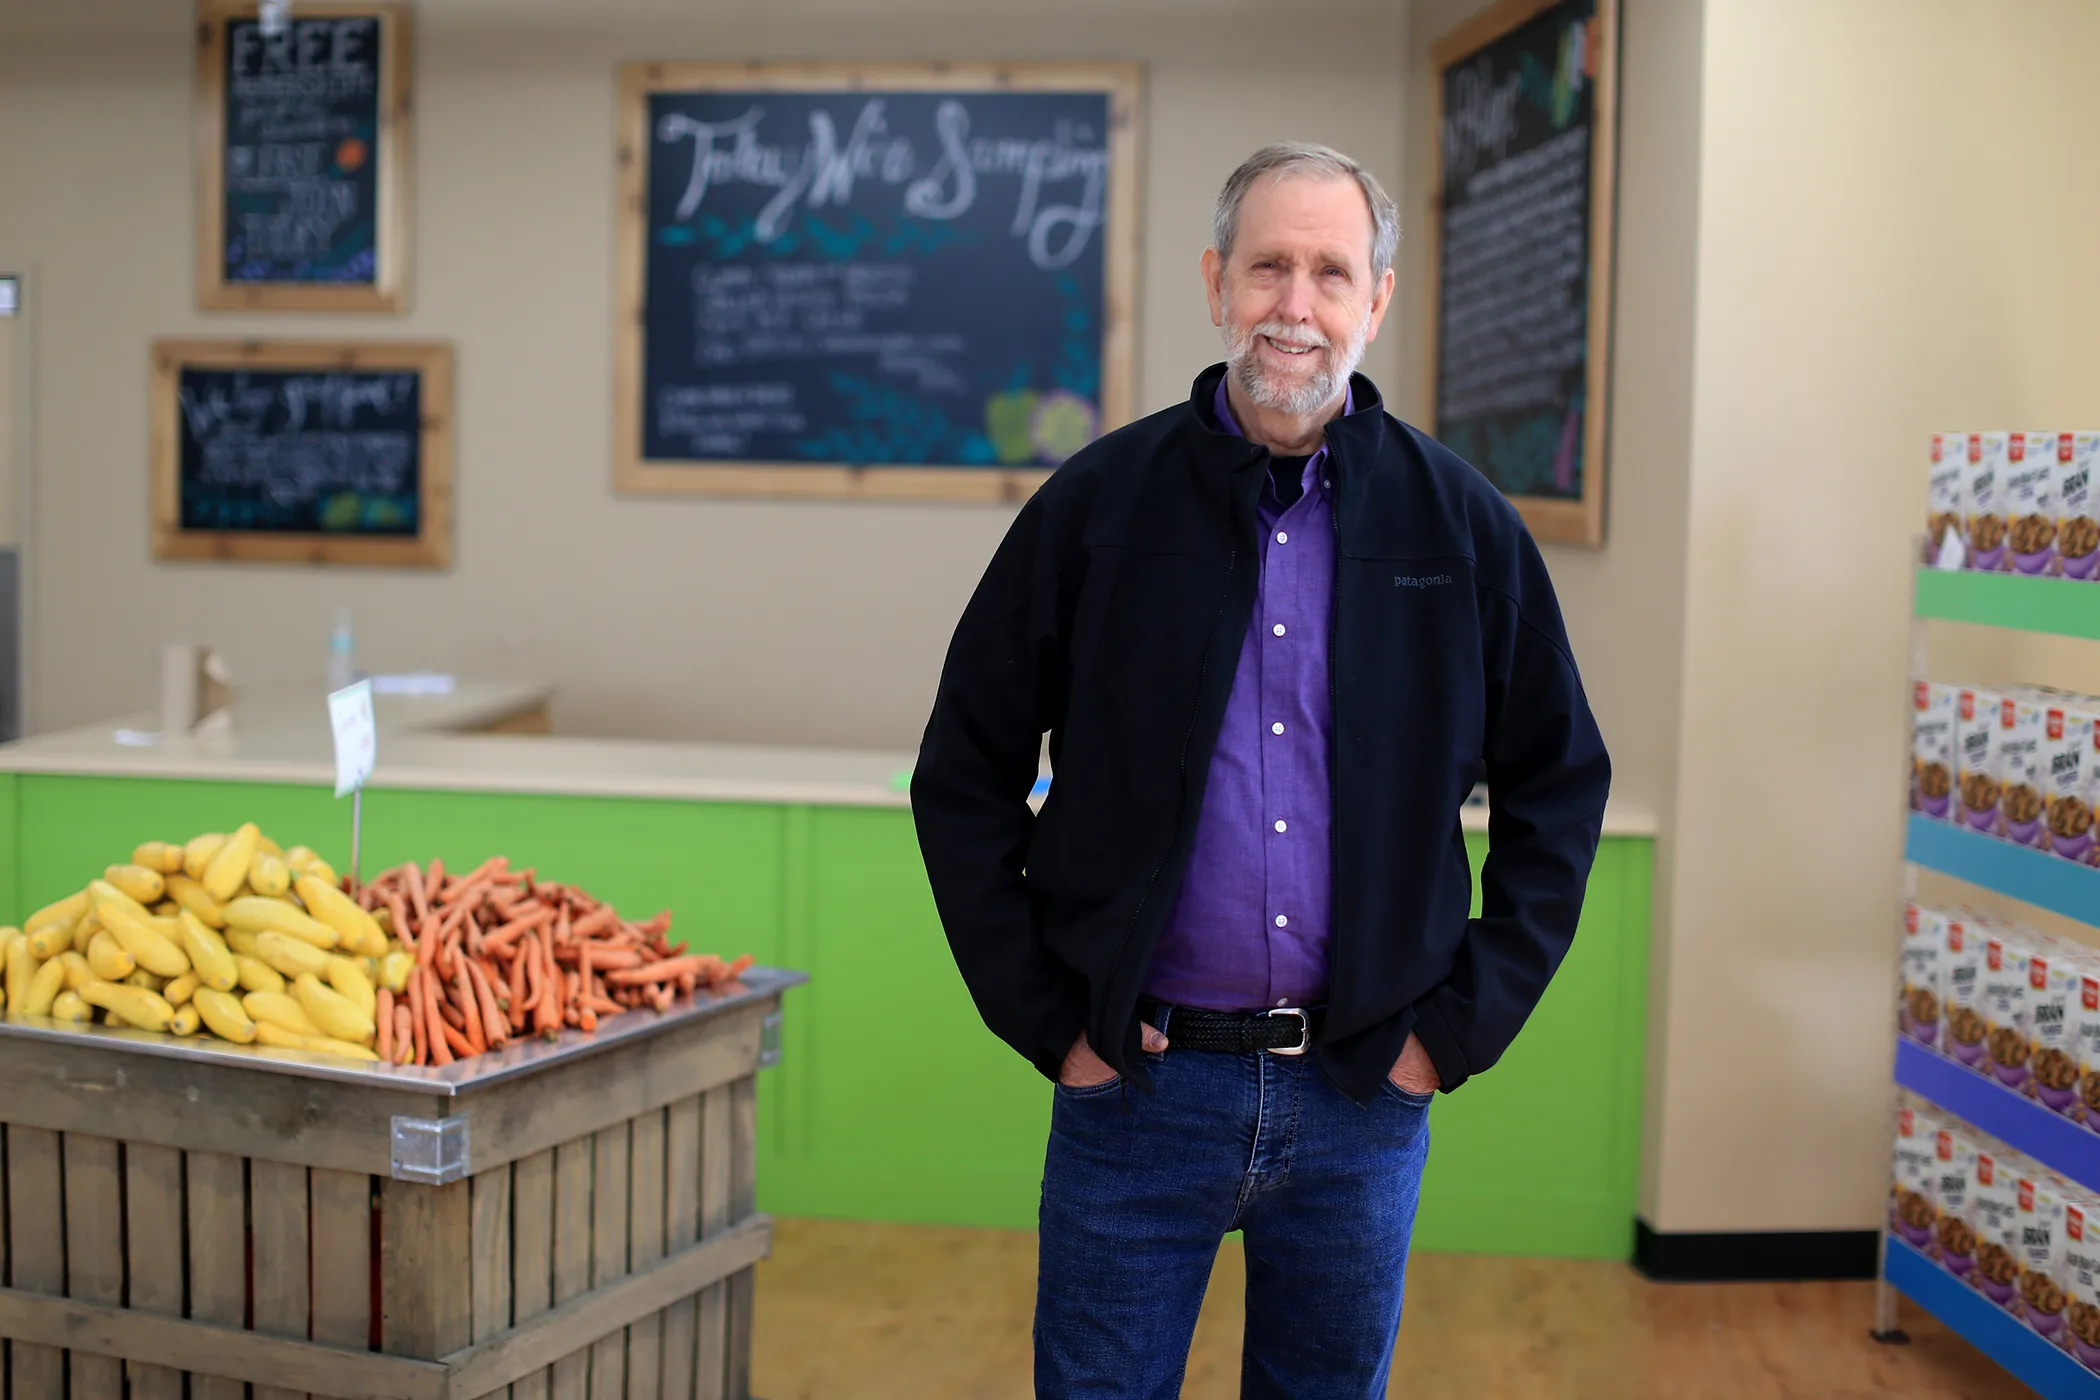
top-left (1324, 457), bottom-right (1342, 1047)
top-left (1105, 535), bottom-right (1244, 1045)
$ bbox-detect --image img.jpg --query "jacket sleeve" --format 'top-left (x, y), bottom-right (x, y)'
top-left (912, 496), bottom-right (1086, 1083)
top-left (1410, 533), bottom-right (1611, 1093)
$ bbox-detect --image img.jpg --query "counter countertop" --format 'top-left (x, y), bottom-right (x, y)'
top-left (0, 691), bottom-right (1658, 836)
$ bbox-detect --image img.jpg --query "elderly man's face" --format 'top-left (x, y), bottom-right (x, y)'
top-left (1203, 173), bottom-right (1394, 418)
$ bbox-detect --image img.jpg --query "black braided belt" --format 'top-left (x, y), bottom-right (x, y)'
top-left (1139, 999), bottom-right (1324, 1055)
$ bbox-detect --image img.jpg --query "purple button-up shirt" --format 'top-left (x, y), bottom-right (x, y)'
top-left (1142, 379), bottom-right (1346, 1012)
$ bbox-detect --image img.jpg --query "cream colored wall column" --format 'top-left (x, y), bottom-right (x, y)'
top-left (0, 270), bottom-right (22, 740)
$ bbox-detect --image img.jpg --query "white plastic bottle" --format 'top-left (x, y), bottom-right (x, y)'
top-left (327, 608), bottom-right (357, 691)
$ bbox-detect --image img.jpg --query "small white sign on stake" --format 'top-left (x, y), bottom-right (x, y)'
top-left (329, 679), bottom-right (376, 797)
top-left (328, 679), bottom-right (376, 886)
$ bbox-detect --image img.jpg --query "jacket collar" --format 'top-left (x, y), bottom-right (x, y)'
top-left (1184, 363), bottom-right (1386, 479)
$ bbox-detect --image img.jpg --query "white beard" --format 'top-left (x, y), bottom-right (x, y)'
top-left (1222, 306), bottom-right (1372, 417)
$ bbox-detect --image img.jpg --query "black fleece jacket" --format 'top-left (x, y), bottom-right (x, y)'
top-left (912, 365), bottom-right (1611, 1104)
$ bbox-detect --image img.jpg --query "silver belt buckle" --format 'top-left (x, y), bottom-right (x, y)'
top-left (1264, 1007), bottom-right (1310, 1055)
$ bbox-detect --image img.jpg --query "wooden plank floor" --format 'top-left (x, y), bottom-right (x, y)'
top-left (752, 1219), bottom-right (2040, 1399)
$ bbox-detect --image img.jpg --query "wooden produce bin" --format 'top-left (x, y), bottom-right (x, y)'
top-left (0, 967), bottom-right (801, 1400)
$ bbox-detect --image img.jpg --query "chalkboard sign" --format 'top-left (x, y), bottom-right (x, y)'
top-left (151, 341), bottom-right (452, 568)
top-left (614, 63), bottom-right (1140, 502)
top-left (195, 1), bottom-right (412, 313)
top-left (1429, 0), bottom-right (1617, 546)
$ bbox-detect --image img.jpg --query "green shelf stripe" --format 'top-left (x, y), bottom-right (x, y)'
top-left (1916, 568), bottom-right (2100, 641)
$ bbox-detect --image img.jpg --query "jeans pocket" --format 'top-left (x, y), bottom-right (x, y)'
top-left (1380, 1077), bottom-right (1434, 1108)
top-left (1056, 1074), bottom-right (1123, 1099)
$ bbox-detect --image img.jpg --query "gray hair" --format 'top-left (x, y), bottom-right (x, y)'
top-left (1212, 143), bottom-right (1399, 278)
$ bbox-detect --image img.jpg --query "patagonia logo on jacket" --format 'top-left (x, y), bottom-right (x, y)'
top-left (1394, 574), bottom-right (1454, 589)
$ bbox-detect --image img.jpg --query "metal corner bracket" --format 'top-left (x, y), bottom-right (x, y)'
top-left (759, 1009), bottom-right (784, 1069)
top-left (390, 1114), bottom-right (470, 1183)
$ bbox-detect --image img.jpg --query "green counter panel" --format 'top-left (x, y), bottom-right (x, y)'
top-left (0, 774), bottom-right (1650, 1260)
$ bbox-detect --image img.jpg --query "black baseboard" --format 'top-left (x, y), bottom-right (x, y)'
top-left (1633, 1219), bottom-right (1879, 1282)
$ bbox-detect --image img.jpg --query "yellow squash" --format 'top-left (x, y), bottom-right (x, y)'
top-left (58, 951), bottom-right (94, 990)
top-left (192, 987), bottom-right (256, 1043)
top-left (234, 955), bottom-right (286, 995)
top-left (377, 950), bottom-right (414, 994)
top-left (163, 875), bottom-right (228, 929)
top-left (86, 930), bottom-right (135, 981)
top-left (253, 1022), bottom-right (379, 1062)
top-left (21, 955), bottom-right (66, 1017)
top-left (182, 832), bottom-right (227, 881)
top-left (26, 891), bottom-right (87, 933)
top-left (132, 841), bottom-right (187, 874)
top-left (169, 1004), bottom-right (202, 1037)
top-left (295, 874), bottom-right (387, 957)
top-left (87, 878), bottom-right (153, 925)
top-left (293, 972), bottom-right (376, 1044)
top-left (175, 911), bottom-right (239, 992)
top-left (26, 915), bottom-right (77, 960)
top-left (162, 971), bottom-right (201, 1006)
top-left (124, 969), bottom-right (166, 992)
top-left (71, 910), bottom-right (100, 955)
top-left (304, 857), bottom-right (340, 887)
top-left (104, 863), bottom-right (166, 905)
top-left (49, 990), bottom-right (91, 1023)
top-left (253, 930), bottom-right (331, 980)
top-left (242, 991), bottom-right (323, 1038)
top-left (4, 930), bottom-right (33, 1015)
top-left (248, 851), bottom-right (292, 898)
top-left (101, 905), bottom-right (191, 979)
top-left (325, 955), bottom-right (379, 1019)
top-left (203, 822), bottom-right (261, 902)
top-left (223, 897), bottom-right (338, 949)
top-left (80, 980), bottom-right (176, 1033)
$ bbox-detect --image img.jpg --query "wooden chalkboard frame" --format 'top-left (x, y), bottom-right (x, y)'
top-left (1426, 0), bottom-right (1617, 547)
top-left (194, 0), bottom-right (413, 313)
top-left (150, 339), bottom-right (453, 568)
top-left (613, 61), bottom-right (1142, 503)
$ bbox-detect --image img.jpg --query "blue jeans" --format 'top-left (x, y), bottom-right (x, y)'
top-left (1035, 1038), bottom-right (1432, 1399)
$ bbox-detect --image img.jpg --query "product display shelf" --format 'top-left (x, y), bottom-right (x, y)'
top-left (1906, 812), bottom-right (2100, 928)
top-left (1896, 1039), bottom-right (2100, 1196)
top-left (1885, 1236), bottom-right (2100, 1399)
top-left (1915, 566), bottom-right (2100, 642)
top-left (1884, 564), bottom-right (2100, 1391)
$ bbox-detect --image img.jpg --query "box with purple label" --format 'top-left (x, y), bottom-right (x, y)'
top-left (1914, 681), bottom-right (1958, 820)
top-left (1972, 1146), bottom-right (2027, 1309)
top-left (2007, 431), bottom-right (2061, 576)
top-left (1968, 432), bottom-right (2012, 573)
top-left (2001, 694), bottom-right (2052, 849)
top-left (1903, 902), bottom-right (1948, 1048)
top-left (2043, 700), bottom-right (2100, 863)
top-left (2056, 432), bottom-right (2100, 582)
top-left (1930, 431), bottom-right (1966, 564)
top-left (1958, 686), bottom-right (2005, 834)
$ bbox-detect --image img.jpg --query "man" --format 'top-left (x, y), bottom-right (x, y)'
top-left (912, 143), bottom-right (1610, 1398)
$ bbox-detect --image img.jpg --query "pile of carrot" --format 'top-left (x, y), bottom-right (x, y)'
top-left (351, 856), bottom-right (753, 1067)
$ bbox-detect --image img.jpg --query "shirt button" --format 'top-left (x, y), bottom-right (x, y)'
top-left (1323, 479), bottom-right (1331, 488)
top-left (1271, 722), bottom-right (1285, 735)
top-left (1274, 820), bottom-right (1287, 833)
top-left (1275, 915), bottom-right (1288, 928)
top-left (1276, 531), bottom-right (1288, 544)
top-left (1273, 624), bottom-right (1286, 637)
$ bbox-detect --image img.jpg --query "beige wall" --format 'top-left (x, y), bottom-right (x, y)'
top-left (0, 0), bottom-right (1407, 745)
top-left (1404, 0), bottom-right (1705, 1220)
top-left (1403, 0), bottom-right (2100, 1234)
top-left (1654, 0), bottom-right (2100, 1231)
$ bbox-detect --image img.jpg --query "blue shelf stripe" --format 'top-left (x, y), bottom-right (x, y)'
top-left (1886, 1237), bottom-right (2100, 1398)
top-left (1907, 813), bottom-right (2100, 927)
top-left (1895, 1040), bottom-right (2100, 1196)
